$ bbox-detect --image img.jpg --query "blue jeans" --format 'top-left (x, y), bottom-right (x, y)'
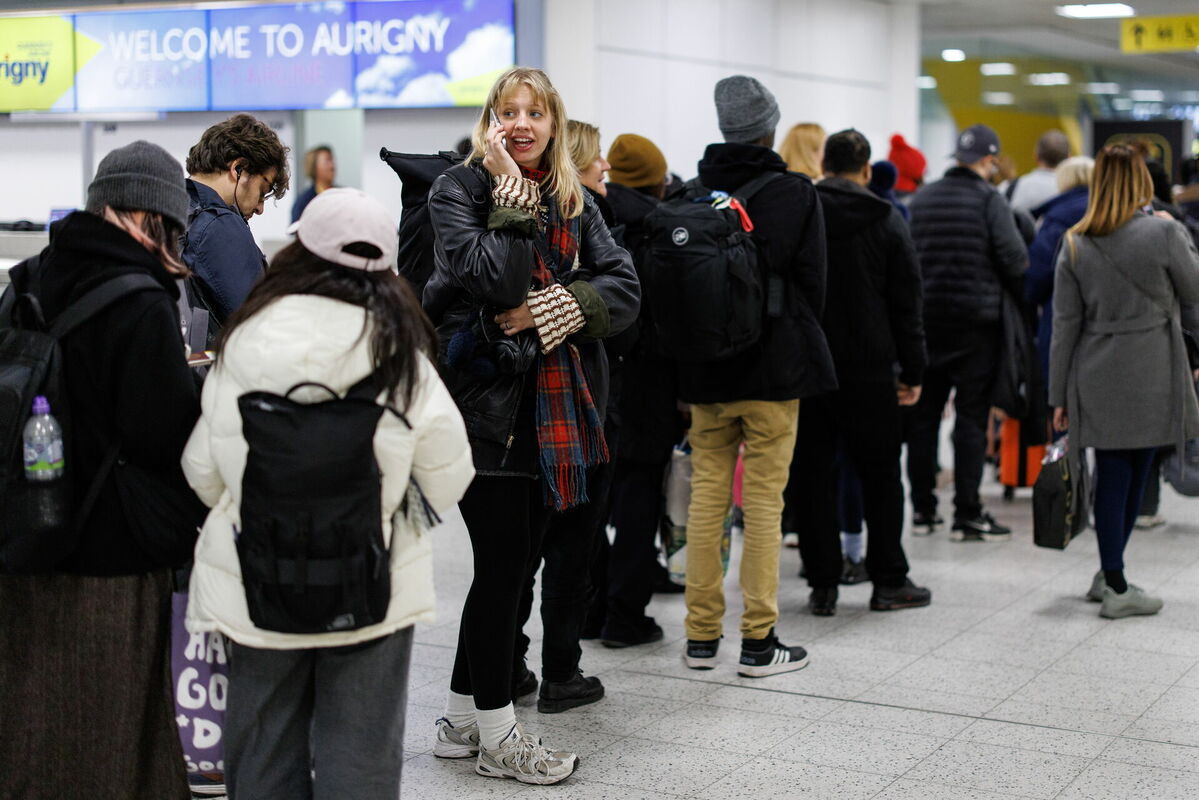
top-left (1093, 448), bottom-right (1156, 572)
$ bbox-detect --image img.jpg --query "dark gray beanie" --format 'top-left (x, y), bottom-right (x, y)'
top-left (714, 75), bottom-right (781, 144)
top-left (85, 140), bottom-right (189, 229)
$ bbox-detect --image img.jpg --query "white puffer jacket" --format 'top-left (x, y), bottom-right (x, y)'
top-left (182, 295), bottom-right (474, 649)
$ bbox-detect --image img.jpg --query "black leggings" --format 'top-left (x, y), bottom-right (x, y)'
top-left (450, 475), bottom-right (550, 710)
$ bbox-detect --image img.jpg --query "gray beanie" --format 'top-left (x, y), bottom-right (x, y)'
top-left (85, 140), bottom-right (189, 230)
top-left (714, 75), bottom-right (781, 144)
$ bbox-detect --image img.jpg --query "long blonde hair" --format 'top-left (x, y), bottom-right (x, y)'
top-left (468, 67), bottom-right (583, 219)
top-left (778, 122), bottom-right (826, 177)
top-left (1071, 143), bottom-right (1152, 239)
top-left (1055, 156), bottom-right (1094, 193)
top-left (566, 120), bottom-right (601, 174)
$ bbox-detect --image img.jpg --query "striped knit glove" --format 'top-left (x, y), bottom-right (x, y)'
top-left (527, 284), bottom-right (586, 354)
top-left (491, 174), bottom-right (540, 214)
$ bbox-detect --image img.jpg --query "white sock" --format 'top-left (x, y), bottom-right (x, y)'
top-left (443, 691), bottom-right (475, 729)
top-left (842, 531), bottom-right (864, 563)
top-left (477, 704), bottom-right (517, 751)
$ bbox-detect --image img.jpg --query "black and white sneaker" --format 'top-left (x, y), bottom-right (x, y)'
top-left (911, 512), bottom-right (943, 536)
top-left (684, 638), bottom-right (720, 670)
top-left (737, 629), bottom-right (809, 678)
top-left (951, 512), bottom-right (1012, 541)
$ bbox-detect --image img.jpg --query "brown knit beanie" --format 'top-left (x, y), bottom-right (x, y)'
top-left (606, 134), bottom-right (667, 189)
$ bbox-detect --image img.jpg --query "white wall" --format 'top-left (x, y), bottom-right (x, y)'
top-left (547, 0), bottom-right (922, 179)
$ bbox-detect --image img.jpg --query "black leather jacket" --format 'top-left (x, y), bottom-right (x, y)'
top-left (422, 161), bottom-right (640, 473)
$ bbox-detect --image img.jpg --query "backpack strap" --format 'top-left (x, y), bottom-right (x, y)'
top-left (732, 172), bottom-right (787, 204)
top-left (49, 274), bottom-right (164, 340)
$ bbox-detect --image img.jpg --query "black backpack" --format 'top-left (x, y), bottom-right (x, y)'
top-left (236, 376), bottom-right (437, 634)
top-left (0, 256), bottom-right (164, 573)
top-left (641, 173), bottom-right (784, 362)
top-left (379, 148), bottom-right (488, 298)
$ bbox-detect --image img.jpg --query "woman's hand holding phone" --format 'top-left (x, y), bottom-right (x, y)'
top-left (483, 110), bottom-right (519, 179)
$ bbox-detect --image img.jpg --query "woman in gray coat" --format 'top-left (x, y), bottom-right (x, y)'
top-left (1050, 143), bottom-right (1199, 619)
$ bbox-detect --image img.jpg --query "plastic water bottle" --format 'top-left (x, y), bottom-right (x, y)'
top-left (23, 396), bottom-right (65, 483)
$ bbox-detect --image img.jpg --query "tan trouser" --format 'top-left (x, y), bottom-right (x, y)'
top-left (683, 399), bottom-right (800, 641)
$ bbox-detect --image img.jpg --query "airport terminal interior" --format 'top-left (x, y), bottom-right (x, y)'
top-left (2, 0), bottom-right (1199, 798)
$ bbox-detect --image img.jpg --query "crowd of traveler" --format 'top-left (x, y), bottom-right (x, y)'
top-left (1, 62), bottom-right (1197, 798)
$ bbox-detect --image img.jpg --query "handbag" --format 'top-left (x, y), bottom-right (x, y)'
top-left (170, 591), bottom-right (228, 796)
top-left (1032, 436), bottom-right (1088, 549)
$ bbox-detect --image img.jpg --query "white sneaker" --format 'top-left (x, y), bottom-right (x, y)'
top-left (1135, 514), bottom-right (1166, 530)
top-left (476, 724), bottom-right (577, 785)
top-left (1100, 584), bottom-right (1164, 619)
top-left (782, 532), bottom-right (799, 548)
top-left (1086, 570), bottom-right (1105, 603)
top-left (433, 717), bottom-right (479, 759)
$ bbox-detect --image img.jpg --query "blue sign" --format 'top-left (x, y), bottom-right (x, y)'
top-left (73, 9), bottom-right (208, 112)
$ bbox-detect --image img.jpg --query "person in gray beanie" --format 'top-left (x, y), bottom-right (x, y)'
top-left (678, 75), bottom-right (833, 678)
top-left (0, 138), bottom-right (202, 799)
top-left (714, 75), bottom-right (781, 145)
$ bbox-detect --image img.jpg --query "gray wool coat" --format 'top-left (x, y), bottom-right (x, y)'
top-left (1049, 214), bottom-right (1199, 450)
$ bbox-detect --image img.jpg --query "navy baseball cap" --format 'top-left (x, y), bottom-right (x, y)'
top-left (953, 124), bottom-right (1000, 163)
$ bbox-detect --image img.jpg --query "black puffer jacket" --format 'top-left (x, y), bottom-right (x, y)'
top-left (817, 177), bottom-right (926, 387)
top-left (678, 143), bottom-right (836, 403)
top-left (422, 161), bottom-right (640, 474)
top-left (908, 166), bottom-right (1027, 328)
top-left (12, 212), bottom-right (203, 576)
top-left (605, 182), bottom-right (682, 463)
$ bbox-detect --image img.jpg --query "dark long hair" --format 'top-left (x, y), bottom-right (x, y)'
top-left (216, 241), bottom-right (436, 408)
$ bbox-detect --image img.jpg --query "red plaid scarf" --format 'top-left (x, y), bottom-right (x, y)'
top-left (522, 166), bottom-right (609, 510)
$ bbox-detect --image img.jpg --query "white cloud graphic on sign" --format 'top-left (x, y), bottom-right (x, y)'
top-left (447, 23), bottom-right (514, 81)
top-left (324, 88), bottom-right (353, 109)
top-left (397, 72), bottom-right (453, 106)
top-left (356, 55), bottom-right (416, 106)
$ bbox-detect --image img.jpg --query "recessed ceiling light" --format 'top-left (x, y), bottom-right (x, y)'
top-left (1026, 72), bottom-right (1072, 86)
top-left (941, 49), bottom-right (966, 62)
top-left (1112, 98), bottom-right (1134, 110)
top-left (917, 76), bottom-right (938, 89)
top-left (1084, 82), bottom-right (1121, 94)
top-left (1130, 89), bottom-right (1165, 101)
top-left (1055, 4), bottom-right (1135, 19)
top-left (980, 62), bottom-right (1016, 76)
top-left (983, 92), bottom-right (1015, 105)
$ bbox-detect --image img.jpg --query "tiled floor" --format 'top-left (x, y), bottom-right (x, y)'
top-left (402, 474), bottom-right (1199, 799)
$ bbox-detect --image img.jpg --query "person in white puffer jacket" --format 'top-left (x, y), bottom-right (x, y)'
top-left (181, 188), bottom-right (474, 800)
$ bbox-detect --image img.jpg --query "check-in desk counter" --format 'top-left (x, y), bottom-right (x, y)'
top-left (1, 232), bottom-right (50, 287)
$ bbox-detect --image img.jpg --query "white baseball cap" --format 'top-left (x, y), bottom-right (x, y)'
top-left (286, 187), bottom-right (397, 272)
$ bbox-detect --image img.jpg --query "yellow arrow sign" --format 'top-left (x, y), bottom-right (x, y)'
top-left (1121, 15), bottom-right (1199, 54)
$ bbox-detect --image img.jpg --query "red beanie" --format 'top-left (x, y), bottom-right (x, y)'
top-left (888, 134), bottom-right (927, 193)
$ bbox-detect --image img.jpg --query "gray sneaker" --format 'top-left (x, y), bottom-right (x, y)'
top-left (1087, 570), bottom-right (1105, 603)
top-left (1100, 584), bottom-right (1164, 619)
top-left (476, 724), bottom-right (578, 785)
top-left (433, 717), bottom-right (479, 759)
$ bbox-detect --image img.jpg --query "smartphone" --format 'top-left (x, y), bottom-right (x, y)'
top-left (488, 107), bottom-right (506, 148)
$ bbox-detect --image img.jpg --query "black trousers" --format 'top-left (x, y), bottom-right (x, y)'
top-left (514, 461), bottom-right (614, 683)
top-left (602, 458), bottom-right (670, 638)
top-left (788, 382), bottom-right (910, 589)
top-left (907, 325), bottom-right (1000, 522)
top-left (450, 475), bottom-right (549, 710)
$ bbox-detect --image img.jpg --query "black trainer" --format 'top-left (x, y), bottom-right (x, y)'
top-left (840, 557), bottom-right (869, 585)
top-left (809, 586), bottom-right (838, 617)
top-left (951, 511), bottom-right (1011, 542)
top-left (684, 637), bottom-right (720, 670)
top-left (537, 671), bottom-right (604, 714)
top-left (871, 579), bottom-right (932, 611)
top-left (737, 629), bottom-right (810, 678)
top-left (911, 512), bottom-right (943, 536)
top-left (512, 664), bottom-right (538, 700)
top-left (600, 618), bottom-right (665, 649)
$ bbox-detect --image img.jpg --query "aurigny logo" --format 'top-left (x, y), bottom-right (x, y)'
top-left (671, 226), bottom-right (689, 246)
top-left (1, 54), bottom-right (51, 86)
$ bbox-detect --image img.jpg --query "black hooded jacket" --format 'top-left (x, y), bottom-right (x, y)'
top-left (11, 211), bottom-right (202, 575)
top-left (816, 177), bottom-right (926, 387)
top-left (677, 143), bottom-right (836, 403)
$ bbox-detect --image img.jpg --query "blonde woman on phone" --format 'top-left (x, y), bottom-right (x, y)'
top-left (1049, 143), bottom-right (1199, 619)
top-left (422, 66), bottom-right (637, 784)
